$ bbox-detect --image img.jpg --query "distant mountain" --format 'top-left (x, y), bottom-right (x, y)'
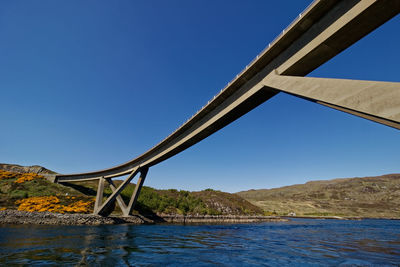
top-left (237, 174), bottom-right (400, 218)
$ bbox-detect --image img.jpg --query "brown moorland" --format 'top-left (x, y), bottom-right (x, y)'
top-left (237, 174), bottom-right (400, 218)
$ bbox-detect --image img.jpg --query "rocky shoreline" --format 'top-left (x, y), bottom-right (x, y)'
top-left (0, 210), bottom-right (147, 225)
top-left (0, 210), bottom-right (288, 225)
top-left (158, 214), bottom-right (287, 224)
top-left (282, 215), bottom-right (363, 220)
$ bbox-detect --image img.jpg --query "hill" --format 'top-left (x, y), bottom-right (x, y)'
top-left (0, 163), bottom-right (56, 175)
top-left (237, 174), bottom-right (400, 218)
top-left (0, 164), bottom-right (263, 216)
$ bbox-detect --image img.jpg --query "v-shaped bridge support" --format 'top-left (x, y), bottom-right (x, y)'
top-left (93, 166), bottom-right (149, 217)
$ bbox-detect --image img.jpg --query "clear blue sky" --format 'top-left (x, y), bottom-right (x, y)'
top-left (1, 1), bottom-right (399, 193)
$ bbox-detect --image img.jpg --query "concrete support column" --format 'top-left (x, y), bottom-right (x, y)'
top-left (124, 167), bottom-right (148, 217)
top-left (94, 177), bottom-right (105, 215)
top-left (106, 178), bottom-right (129, 215)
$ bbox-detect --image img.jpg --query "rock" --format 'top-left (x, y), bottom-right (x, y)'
top-left (0, 163), bottom-right (57, 182)
top-left (149, 214), bottom-right (288, 224)
top-left (0, 210), bottom-right (288, 225)
top-left (0, 163), bottom-right (56, 175)
top-left (0, 210), bottom-right (148, 225)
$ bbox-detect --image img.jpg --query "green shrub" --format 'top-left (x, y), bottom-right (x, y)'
top-left (10, 190), bottom-right (28, 199)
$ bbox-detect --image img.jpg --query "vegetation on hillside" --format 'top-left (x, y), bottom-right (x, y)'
top-left (192, 189), bottom-right (264, 215)
top-left (0, 170), bottom-right (94, 213)
top-left (3, 165), bottom-right (400, 218)
top-left (0, 169), bottom-right (263, 216)
top-left (101, 182), bottom-right (263, 215)
top-left (237, 174), bottom-right (400, 218)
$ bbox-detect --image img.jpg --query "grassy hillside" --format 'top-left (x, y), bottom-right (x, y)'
top-left (237, 174), bottom-right (400, 218)
top-left (0, 170), bottom-right (95, 213)
top-left (0, 168), bottom-right (263, 216)
top-left (68, 180), bottom-right (263, 216)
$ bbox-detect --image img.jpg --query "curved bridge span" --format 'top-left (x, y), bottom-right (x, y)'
top-left (55, 0), bottom-right (400, 216)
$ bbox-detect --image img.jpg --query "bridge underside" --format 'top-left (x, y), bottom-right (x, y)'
top-left (55, 0), bottom-right (400, 217)
top-left (263, 72), bottom-right (400, 130)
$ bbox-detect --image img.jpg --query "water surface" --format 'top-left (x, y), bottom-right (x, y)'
top-left (0, 218), bottom-right (399, 266)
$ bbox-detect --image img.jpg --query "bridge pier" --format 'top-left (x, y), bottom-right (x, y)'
top-left (93, 167), bottom-right (149, 217)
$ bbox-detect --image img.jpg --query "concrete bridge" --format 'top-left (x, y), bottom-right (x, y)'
top-left (54, 0), bottom-right (400, 216)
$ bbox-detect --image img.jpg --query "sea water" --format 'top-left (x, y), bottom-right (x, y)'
top-left (0, 218), bottom-right (399, 266)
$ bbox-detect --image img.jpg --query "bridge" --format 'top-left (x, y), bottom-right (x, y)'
top-left (54, 0), bottom-right (400, 216)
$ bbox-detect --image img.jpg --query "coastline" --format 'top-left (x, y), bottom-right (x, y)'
top-left (1, 210), bottom-right (399, 226)
top-left (154, 214), bottom-right (287, 224)
top-left (0, 210), bottom-right (287, 225)
top-left (282, 215), bottom-right (362, 220)
top-left (282, 215), bottom-right (400, 220)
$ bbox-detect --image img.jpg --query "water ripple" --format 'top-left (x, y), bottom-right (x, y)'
top-left (0, 219), bottom-right (399, 266)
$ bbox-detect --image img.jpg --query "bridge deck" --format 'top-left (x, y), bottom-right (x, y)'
top-left (56, 0), bottom-right (400, 183)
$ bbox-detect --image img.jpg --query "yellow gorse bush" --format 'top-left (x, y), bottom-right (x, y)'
top-left (14, 173), bottom-right (44, 184)
top-left (0, 170), bottom-right (44, 183)
top-left (0, 170), bottom-right (17, 180)
top-left (0, 170), bottom-right (45, 183)
top-left (16, 196), bottom-right (93, 214)
top-left (2, 170), bottom-right (94, 214)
